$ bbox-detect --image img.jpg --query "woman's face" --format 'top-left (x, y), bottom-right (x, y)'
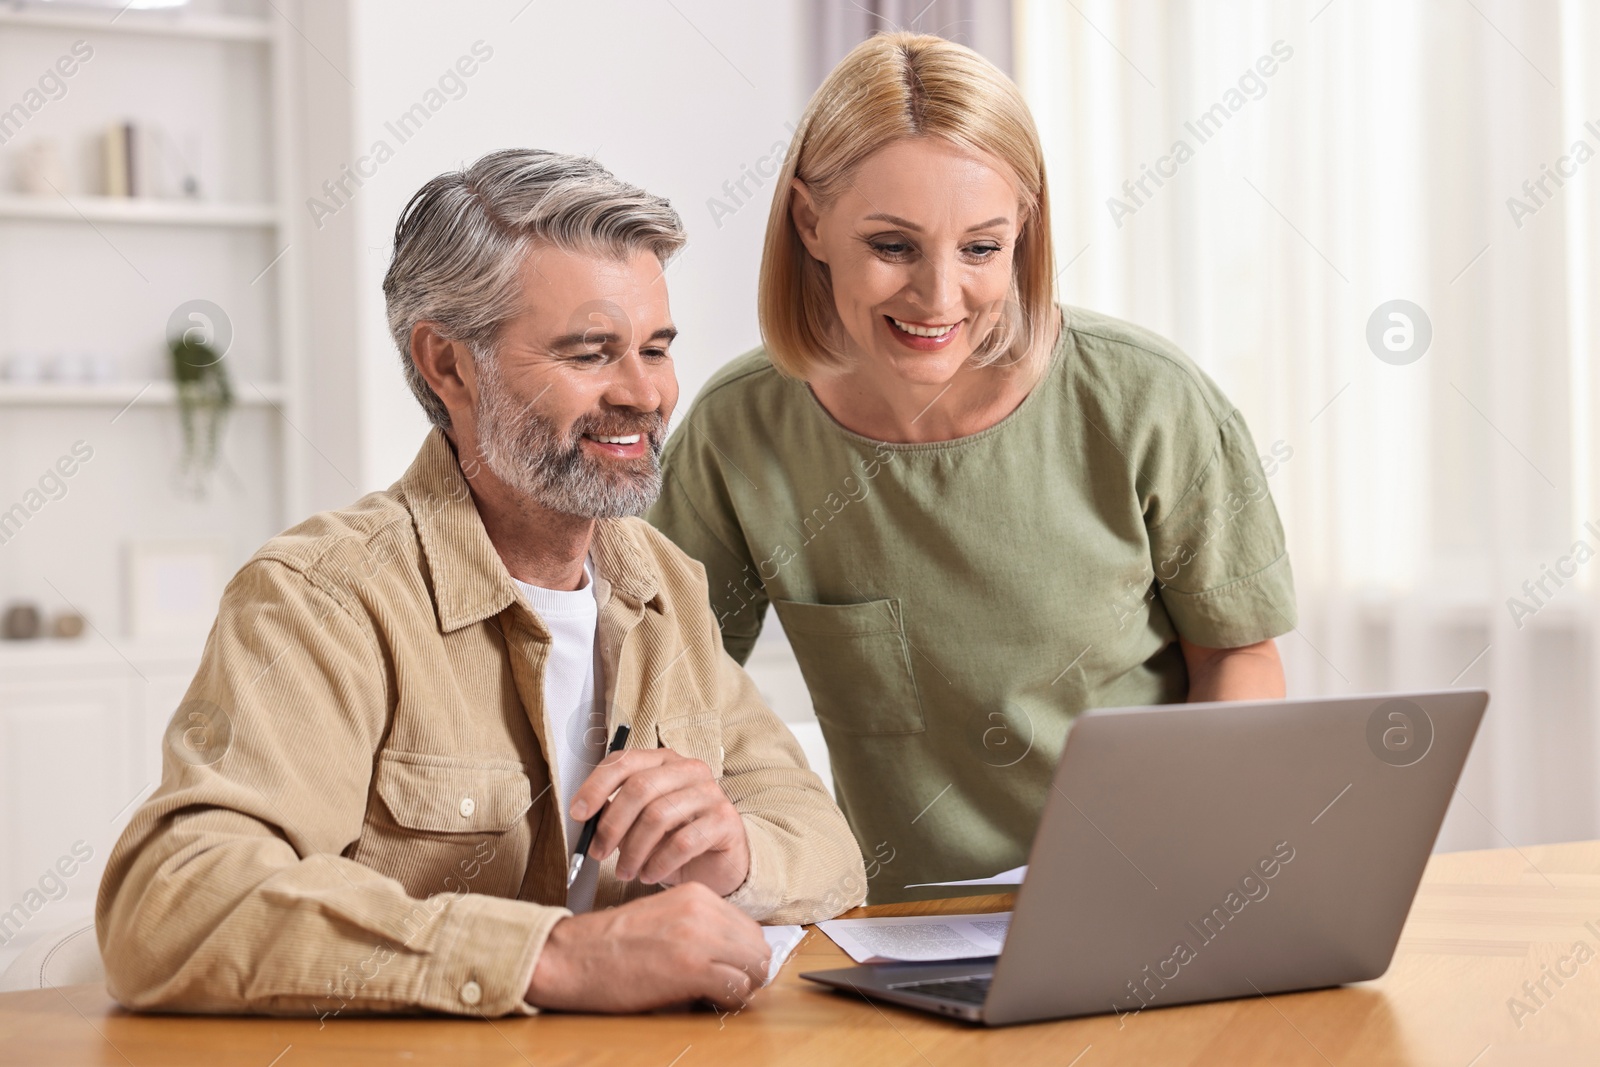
top-left (791, 137), bottom-right (1022, 388)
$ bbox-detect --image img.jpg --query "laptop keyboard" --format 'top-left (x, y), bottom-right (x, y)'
top-left (888, 974), bottom-right (993, 1005)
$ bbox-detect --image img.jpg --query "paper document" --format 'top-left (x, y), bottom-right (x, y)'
top-left (904, 865), bottom-right (1028, 889)
top-left (817, 912), bottom-right (1012, 964)
top-left (762, 925), bottom-right (806, 984)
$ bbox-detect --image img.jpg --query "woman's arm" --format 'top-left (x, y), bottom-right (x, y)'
top-left (1179, 636), bottom-right (1286, 702)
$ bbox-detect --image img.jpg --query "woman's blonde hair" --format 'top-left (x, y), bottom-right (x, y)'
top-left (758, 32), bottom-right (1056, 380)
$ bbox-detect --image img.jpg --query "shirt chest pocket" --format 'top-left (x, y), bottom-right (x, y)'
top-left (356, 752), bottom-right (540, 901)
top-left (771, 597), bottom-right (926, 736)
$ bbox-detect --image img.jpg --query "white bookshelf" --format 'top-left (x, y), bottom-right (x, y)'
top-left (0, 5), bottom-right (271, 41)
top-left (0, 193), bottom-right (278, 227)
top-left (0, 0), bottom-right (307, 519)
top-left (0, 0), bottom-right (311, 926)
top-left (0, 381), bottom-right (287, 406)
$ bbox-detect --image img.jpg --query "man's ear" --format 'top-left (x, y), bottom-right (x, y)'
top-left (790, 179), bottom-right (828, 263)
top-left (410, 322), bottom-right (478, 422)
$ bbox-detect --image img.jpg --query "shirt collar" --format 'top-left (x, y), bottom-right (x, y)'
top-left (399, 429), bottom-right (662, 634)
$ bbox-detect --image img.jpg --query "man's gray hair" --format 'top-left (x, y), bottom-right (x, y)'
top-left (383, 148), bottom-right (687, 429)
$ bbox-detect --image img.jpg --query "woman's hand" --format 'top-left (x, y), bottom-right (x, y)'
top-left (1179, 636), bottom-right (1286, 702)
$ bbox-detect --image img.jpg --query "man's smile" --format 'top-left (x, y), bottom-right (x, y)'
top-left (580, 431), bottom-right (648, 459)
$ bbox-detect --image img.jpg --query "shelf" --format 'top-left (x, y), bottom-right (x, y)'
top-left (0, 634), bottom-right (204, 672)
top-left (0, 195), bottom-right (279, 228)
top-left (0, 381), bottom-right (287, 407)
top-left (0, 5), bottom-right (272, 42)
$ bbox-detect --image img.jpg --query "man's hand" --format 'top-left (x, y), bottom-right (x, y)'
top-left (525, 883), bottom-right (770, 1011)
top-left (569, 747), bottom-right (750, 896)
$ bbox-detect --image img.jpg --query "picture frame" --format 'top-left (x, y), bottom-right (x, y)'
top-left (125, 540), bottom-right (225, 641)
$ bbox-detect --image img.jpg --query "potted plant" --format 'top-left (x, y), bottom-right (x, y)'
top-left (169, 335), bottom-right (233, 498)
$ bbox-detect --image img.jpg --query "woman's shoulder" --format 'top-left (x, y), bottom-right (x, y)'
top-left (690, 345), bottom-right (791, 411)
top-left (1055, 304), bottom-right (1235, 427)
top-left (664, 346), bottom-right (797, 467)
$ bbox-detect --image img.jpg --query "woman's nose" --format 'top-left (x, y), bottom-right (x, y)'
top-left (908, 254), bottom-right (959, 317)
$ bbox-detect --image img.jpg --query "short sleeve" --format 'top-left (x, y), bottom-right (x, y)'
top-left (649, 419), bottom-right (767, 664)
top-left (1145, 409), bottom-right (1298, 648)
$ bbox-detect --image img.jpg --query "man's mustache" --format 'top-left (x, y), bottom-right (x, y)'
top-left (565, 411), bottom-right (667, 448)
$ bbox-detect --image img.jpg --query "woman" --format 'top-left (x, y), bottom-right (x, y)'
top-left (649, 33), bottom-right (1295, 903)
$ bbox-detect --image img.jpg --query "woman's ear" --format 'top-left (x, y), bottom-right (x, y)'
top-left (790, 179), bottom-right (828, 263)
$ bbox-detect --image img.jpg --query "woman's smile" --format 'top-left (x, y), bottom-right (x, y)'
top-left (884, 314), bottom-right (963, 351)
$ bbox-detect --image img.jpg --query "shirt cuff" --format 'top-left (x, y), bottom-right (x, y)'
top-left (1159, 551), bottom-right (1298, 648)
top-left (724, 818), bottom-right (785, 921)
top-left (422, 892), bottom-right (570, 1017)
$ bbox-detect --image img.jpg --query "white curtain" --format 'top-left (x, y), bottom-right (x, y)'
top-left (810, 0), bottom-right (1014, 86)
top-left (1016, 0), bottom-right (1600, 851)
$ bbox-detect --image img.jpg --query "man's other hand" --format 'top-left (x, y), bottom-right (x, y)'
top-left (524, 883), bottom-right (770, 1011)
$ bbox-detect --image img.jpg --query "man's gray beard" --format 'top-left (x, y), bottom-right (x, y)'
top-left (472, 359), bottom-right (664, 520)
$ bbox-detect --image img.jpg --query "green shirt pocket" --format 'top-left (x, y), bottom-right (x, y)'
top-left (771, 597), bottom-right (926, 736)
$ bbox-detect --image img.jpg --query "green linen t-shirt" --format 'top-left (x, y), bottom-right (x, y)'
top-left (649, 305), bottom-right (1297, 903)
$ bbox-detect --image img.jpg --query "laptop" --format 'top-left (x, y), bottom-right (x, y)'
top-left (802, 689), bottom-right (1487, 1026)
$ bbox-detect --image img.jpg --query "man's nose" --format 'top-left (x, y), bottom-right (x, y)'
top-left (603, 349), bottom-right (665, 412)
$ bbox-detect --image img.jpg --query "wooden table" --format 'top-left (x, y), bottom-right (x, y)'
top-left (4, 840), bottom-right (1599, 1066)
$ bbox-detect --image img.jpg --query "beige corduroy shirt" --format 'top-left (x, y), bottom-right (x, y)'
top-left (96, 430), bottom-right (867, 1019)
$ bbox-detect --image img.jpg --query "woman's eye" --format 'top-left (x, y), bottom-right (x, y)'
top-left (965, 243), bottom-right (1003, 258)
top-left (870, 240), bottom-right (913, 258)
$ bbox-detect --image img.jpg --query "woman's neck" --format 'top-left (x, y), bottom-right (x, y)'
top-left (807, 326), bottom-right (1057, 444)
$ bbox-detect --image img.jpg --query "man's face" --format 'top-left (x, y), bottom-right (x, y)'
top-left (467, 244), bottom-right (679, 519)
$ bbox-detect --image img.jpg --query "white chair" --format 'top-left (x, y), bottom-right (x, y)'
top-left (0, 919), bottom-right (104, 992)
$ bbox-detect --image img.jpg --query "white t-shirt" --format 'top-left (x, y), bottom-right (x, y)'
top-left (513, 558), bottom-right (605, 914)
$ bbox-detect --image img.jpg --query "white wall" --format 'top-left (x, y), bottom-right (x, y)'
top-left (300, 0), bottom-right (810, 490)
top-left (298, 0), bottom-right (829, 764)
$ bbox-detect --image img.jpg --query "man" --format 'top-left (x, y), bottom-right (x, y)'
top-left (96, 149), bottom-right (866, 1018)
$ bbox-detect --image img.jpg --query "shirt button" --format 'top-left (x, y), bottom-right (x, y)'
top-left (460, 980), bottom-right (482, 1006)
top-left (459, 797), bottom-right (476, 818)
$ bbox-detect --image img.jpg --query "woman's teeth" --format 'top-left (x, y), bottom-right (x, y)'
top-left (889, 317), bottom-right (958, 338)
top-left (587, 434), bottom-right (641, 445)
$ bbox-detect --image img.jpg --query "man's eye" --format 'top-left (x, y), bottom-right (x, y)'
top-left (641, 347), bottom-right (671, 362)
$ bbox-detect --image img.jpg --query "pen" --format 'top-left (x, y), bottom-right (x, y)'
top-left (567, 724), bottom-right (631, 888)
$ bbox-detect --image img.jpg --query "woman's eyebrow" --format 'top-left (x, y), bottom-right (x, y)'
top-left (863, 212), bottom-right (1011, 232)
